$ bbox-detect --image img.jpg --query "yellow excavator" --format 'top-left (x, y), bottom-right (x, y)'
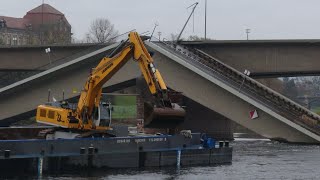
top-left (36, 32), bottom-right (185, 136)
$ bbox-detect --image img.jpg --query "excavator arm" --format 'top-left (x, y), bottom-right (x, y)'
top-left (129, 32), bottom-right (171, 106)
top-left (76, 42), bottom-right (133, 129)
top-left (36, 32), bottom-right (185, 131)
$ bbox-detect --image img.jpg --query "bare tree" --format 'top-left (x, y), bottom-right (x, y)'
top-left (88, 18), bottom-right (118, 43)
top-left (188, 35), bottom-right (213, 41)
top-left (170, 33), bottom-right (179, 41)
top-left (41, 21), bottom-right (72, 45)
top-left (169, 34), bottom-right (213, 41)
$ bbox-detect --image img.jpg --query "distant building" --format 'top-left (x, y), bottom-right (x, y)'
top-left (0, 4), bottom-right (71, 45)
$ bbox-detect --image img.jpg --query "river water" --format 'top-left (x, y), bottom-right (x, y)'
top-left (42, 138), bottom-right (320, 180)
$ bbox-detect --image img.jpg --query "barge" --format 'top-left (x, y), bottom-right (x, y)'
top-left (0, 127), bottom-right (232, 176)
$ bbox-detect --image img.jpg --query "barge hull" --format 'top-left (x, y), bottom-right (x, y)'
top-left (0, 133), bottom-right (232, 174)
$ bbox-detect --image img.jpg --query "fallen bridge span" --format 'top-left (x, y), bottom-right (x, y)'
top-left (147, 41), bottom-right (320, 143)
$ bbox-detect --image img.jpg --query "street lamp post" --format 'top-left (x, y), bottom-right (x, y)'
top-left (205, 0), bottom-right (207, 40)
top-left (239, 69), bottom-right (251, 92)
top-left (177, 2), bottom-right (198, 42)
top-left (246, 29), bottom-right (250, 40)
top-left (45, 47), bottom-right (51, 65)
top-left (158, 32), bottom-right (162, 41)
top-left (149, 22), bottom-right (159, 42)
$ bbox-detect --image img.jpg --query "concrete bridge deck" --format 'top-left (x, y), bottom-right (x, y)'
top-left (147, 41), bottom-right (320, 143)
top-left (0, 41), bottom-right (319, 143)
top-left (182, 40), bottom-right (320, 77)
top-left (3, 39), bottom-right (320, 76)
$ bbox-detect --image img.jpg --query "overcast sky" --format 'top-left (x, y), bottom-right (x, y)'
top-left (1, 0), bottom-right (320, 40)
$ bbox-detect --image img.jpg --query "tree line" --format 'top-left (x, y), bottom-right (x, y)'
top-left (0, 17), bottom-right (213, 46)
top-left (75, 18), bottom-right (212, 44)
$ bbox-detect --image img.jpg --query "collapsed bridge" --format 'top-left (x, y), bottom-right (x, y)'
top-left (0, 40), bottom-right (319, 143)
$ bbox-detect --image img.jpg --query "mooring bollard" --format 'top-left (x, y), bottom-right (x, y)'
top-left (88, 147), bottom-right (94, 155)
top-left (219, 141), bottom-right (224, 148)
top-left (224, 141), bottom-right (229, 147)
top-left (88, 146), bottom-right (94, 169)
top-left (38, 156), bottom-right (44, 178)
top-left (4, 150), bottom-right (10, 158)
top-left (80, 147), bottom-right (86, 154)
top-left (176, 149), bottom-right (181, 167)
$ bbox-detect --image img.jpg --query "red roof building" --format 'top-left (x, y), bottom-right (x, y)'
top-left (0, 4), bottom-right (71, 45)
top-left (0, 16), bottom-right (31, 30)
top-left (24, 4), bottom-right (71, 31)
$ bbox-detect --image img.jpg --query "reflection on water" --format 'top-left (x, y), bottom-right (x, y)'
top-left (40, 139), bottom-right (320, 180)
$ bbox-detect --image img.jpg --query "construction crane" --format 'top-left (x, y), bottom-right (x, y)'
top-left (36, 32), bottom-right (185, 137)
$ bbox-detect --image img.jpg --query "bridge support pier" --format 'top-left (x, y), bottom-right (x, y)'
top-left (181, 97), bottom-right (233, 140)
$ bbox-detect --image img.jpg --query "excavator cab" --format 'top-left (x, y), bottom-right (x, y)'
top-left (92, 102), bottom-right (112, 127)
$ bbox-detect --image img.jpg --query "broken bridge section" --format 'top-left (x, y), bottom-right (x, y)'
top-left (0, 43), bottom-right (141, 125)
top-left (147, 41), bottom-right (320, 143)
top-left (0, 39), bottom-right (319, 143)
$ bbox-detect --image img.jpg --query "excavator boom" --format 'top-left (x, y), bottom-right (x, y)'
top-left (36, 32), bottom-right (185, 132)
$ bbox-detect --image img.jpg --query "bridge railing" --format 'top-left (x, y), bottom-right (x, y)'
top-left (152, 40), bottom-right (320, 136)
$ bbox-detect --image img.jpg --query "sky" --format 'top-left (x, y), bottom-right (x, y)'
top-left (1, 0), bottom-right (320, 41)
